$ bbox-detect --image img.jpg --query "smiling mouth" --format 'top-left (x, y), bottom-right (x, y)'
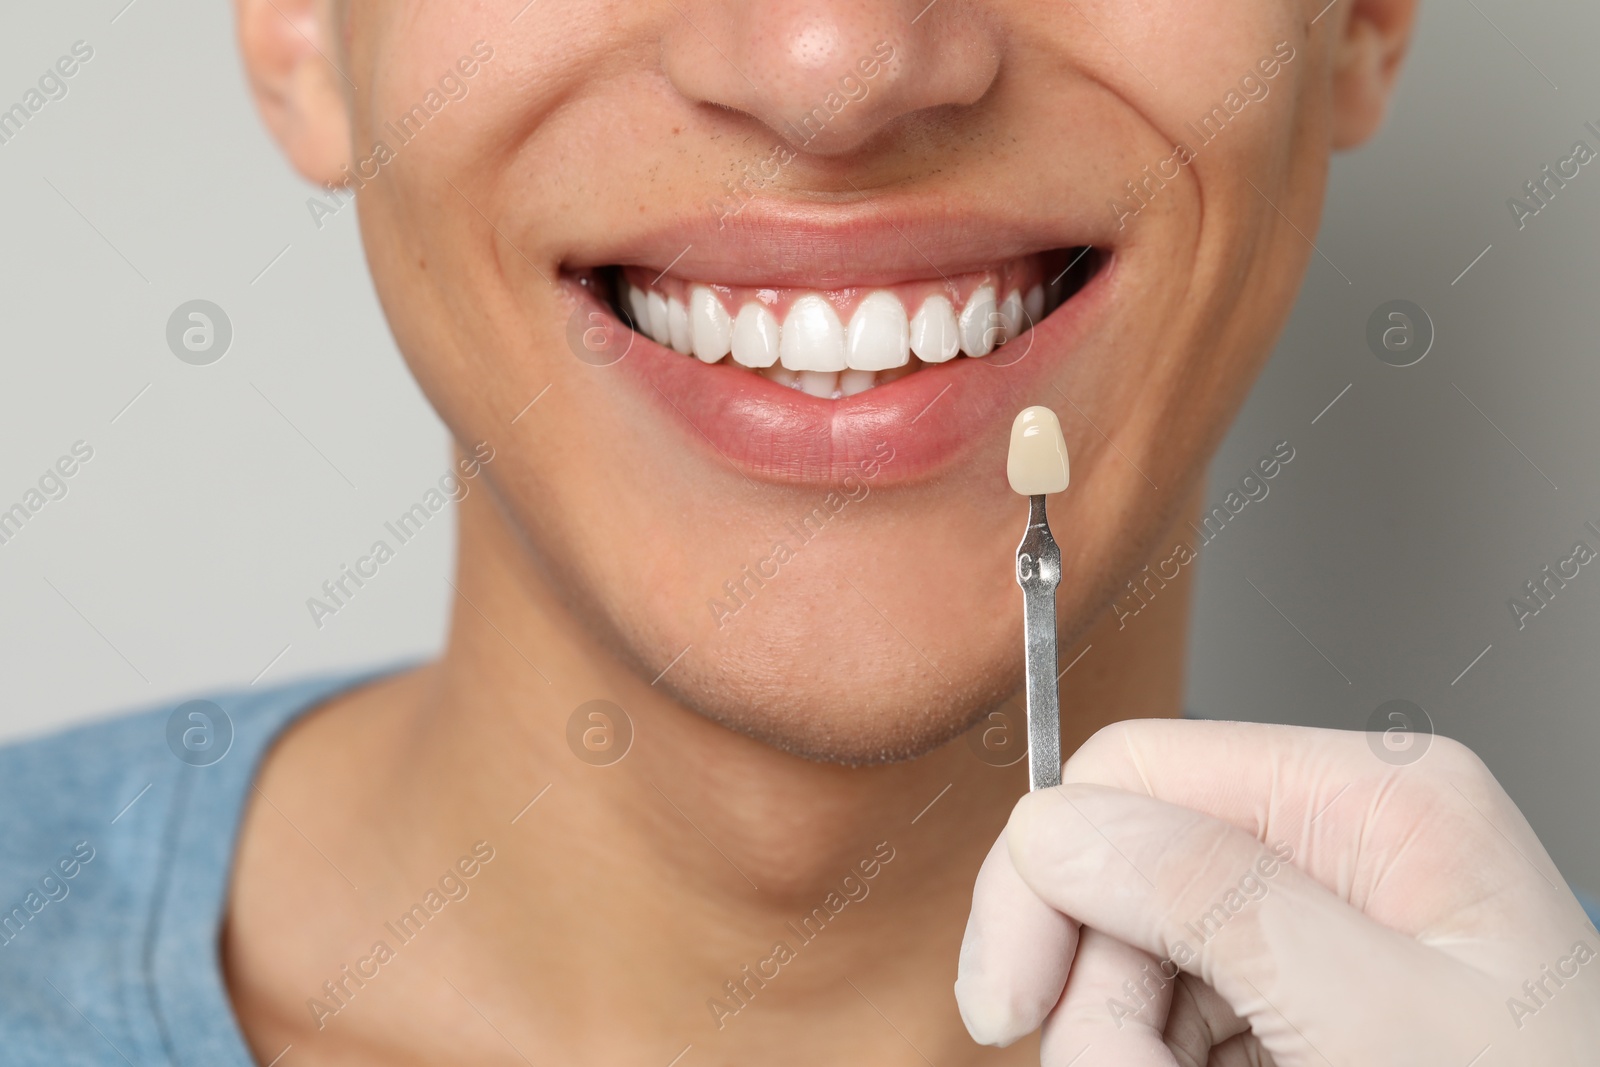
top-left (574, 247), bottom-right (1103, 399)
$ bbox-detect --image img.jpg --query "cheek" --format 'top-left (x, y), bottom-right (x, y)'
top-left (1122, 4), bottom-right (1311, 179)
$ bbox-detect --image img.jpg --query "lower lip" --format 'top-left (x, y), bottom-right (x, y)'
top-left (570, 263), bottom-right (1113, 486)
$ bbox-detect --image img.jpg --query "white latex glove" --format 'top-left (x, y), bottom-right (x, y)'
top-left (955, 720), bottom-right (1600, 1065)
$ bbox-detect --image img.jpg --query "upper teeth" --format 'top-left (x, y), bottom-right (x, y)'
top-left (621, 279), bottom-right (1046, 375)
top-left (848, 291), bottom-right (909, 371)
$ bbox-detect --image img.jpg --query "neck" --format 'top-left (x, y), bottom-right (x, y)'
top-left (230, 483), bottom-right (1195, 1065)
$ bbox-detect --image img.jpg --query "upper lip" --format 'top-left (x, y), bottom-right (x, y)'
top-left (560, 193), bottom-right (1118, 289)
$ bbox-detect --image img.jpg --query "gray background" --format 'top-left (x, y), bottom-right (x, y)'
top-left (1, 3), bottom-right (1596, 895)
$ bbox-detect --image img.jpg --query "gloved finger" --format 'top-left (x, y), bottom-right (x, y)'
top-left (1058, 719), bottom-right (1577, 914)
top-left (1162, 972), bottom-right (1250, 1065)
top-left (955, 834), bottom-right (1078, 1047)
top-left (1059, 718), bottom-right (1347, 823)
top-left (1039, 926), bottom-right (1177, 1066)
top-left (1006, 783), bottom-right (1484, 1065)
top-left (1206, 1032), bottom-right (1277, 1067)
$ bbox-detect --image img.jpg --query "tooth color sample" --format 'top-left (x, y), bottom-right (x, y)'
top-left (1007, 406), bottom-right (1070, 495)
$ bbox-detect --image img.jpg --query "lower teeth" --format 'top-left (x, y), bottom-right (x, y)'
top-left (762, 362), bottom-right (953, 399)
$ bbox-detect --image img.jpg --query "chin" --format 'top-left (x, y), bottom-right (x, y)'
top-left (656, 640), bottom-right (1022, 767)
top-left (620, 543), bottom-right (1025, 765)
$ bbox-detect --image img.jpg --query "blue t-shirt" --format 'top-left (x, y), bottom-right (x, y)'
top-left (0, 669), bottom-right (382, 1066)
top-left (2, 669), bottom-right (1598, 1065)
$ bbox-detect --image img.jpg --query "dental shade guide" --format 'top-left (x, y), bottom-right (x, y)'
top-left (1007, 406), bottom-right (1070, 791)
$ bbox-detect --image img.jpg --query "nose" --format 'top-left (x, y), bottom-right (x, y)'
top-left (661, 0), bottom-right (1002, 156)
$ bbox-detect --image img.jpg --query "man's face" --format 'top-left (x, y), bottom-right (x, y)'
top-left (263, 0), bottom-right (1381, 762)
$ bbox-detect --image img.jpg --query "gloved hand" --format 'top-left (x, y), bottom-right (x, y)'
top-left (954, 719), bottom-right (1600, 1065)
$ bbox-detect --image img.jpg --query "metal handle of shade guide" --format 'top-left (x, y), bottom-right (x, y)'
top-left (1016, 494), bottom-right (1062, 791)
